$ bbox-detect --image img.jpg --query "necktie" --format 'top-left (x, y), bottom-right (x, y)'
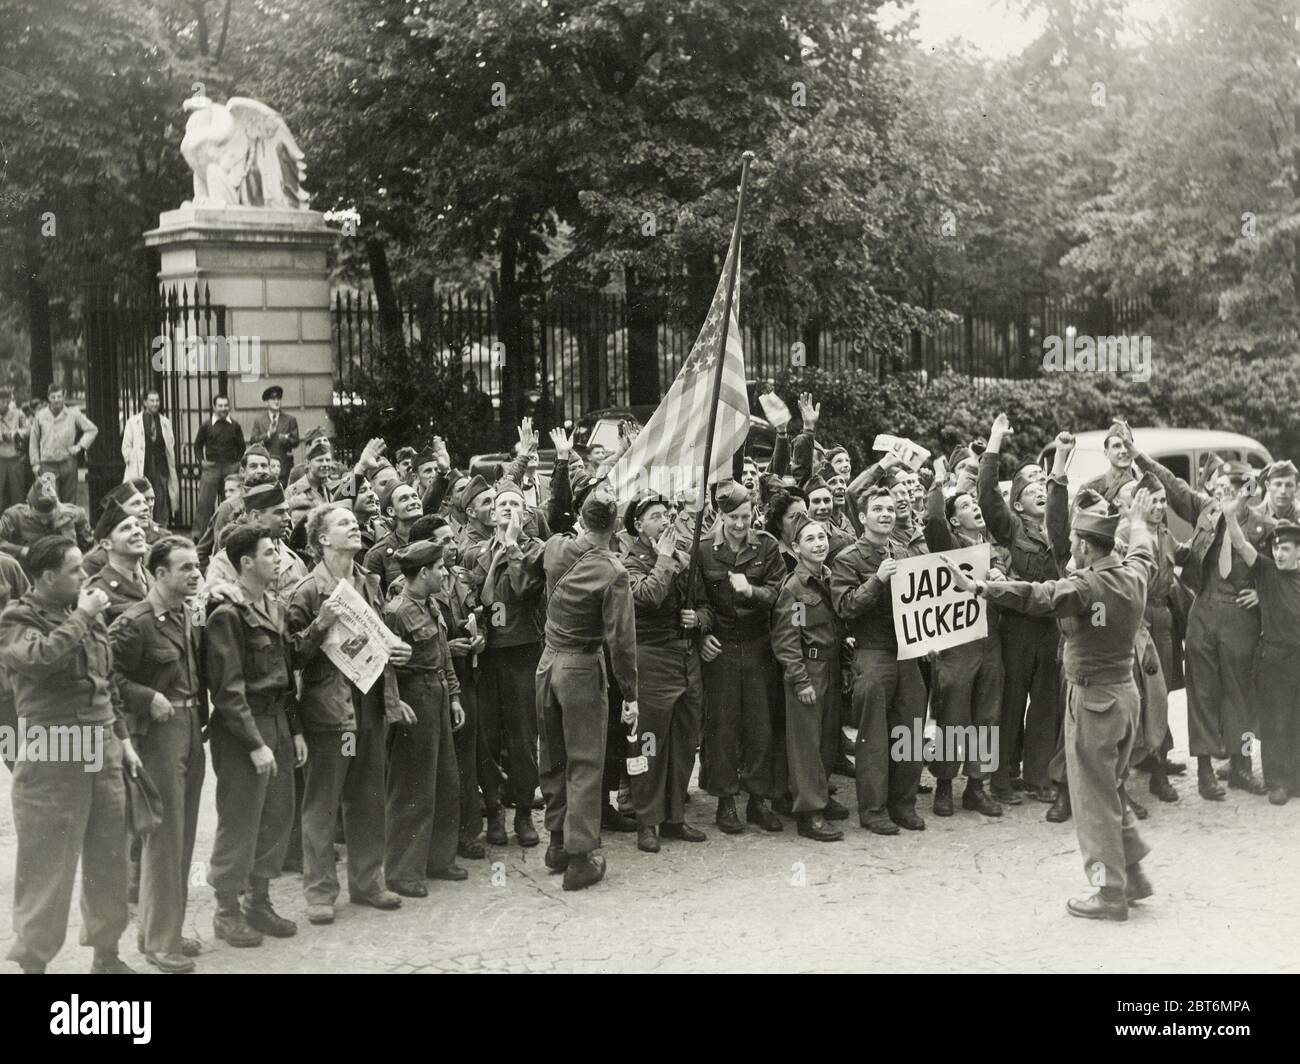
top-left (1218, 513), bottom-right (1233, 579)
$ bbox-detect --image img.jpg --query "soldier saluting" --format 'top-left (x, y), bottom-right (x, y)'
top-left (946, 489), bottom-right (1163, 921)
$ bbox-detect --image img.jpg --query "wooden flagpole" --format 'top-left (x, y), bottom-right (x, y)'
top-left (686, 150), bottom-right (756, 607)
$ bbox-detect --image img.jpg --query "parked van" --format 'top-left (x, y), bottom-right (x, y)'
top-left (1037, 428), bottom-right (1272, 542)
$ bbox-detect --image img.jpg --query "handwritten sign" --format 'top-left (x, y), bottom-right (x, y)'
top-left (757, 392), bottom-right (791, 429)
top-left (872, 434), bottom-right (931, 471)
top-left (891, 544), bottom-right (989, 659)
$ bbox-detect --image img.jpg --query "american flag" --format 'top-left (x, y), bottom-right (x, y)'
top-left (606, 233), bottom-right (748, 504)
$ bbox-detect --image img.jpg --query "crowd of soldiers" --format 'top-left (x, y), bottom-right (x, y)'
top-left (3, 389), bottom-right (1299, 974)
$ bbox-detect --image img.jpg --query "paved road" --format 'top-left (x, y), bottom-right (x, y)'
top-left (1, 691), bottom-right (1297, 974)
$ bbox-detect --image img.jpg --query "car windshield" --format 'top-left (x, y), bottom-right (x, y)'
top-left (1062, 447), bottom-right (1111, 483)
top-left (576, 418), bottom-right (622, 455)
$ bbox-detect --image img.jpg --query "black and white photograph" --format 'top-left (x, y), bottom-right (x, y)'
top-left (0, 0), bottom-right (1295, 1034)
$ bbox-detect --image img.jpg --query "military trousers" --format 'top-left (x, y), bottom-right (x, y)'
top-left (785, 653), bottom-right (840, 813)
top-left (207, 713), bottom-right (295, 894)
top-left (851, 645), bottom-right (926, 824)
top-left (385, 674), bottom-right (461, 883)
top-left (479, 643), bottom-right (542, 808)
top-left (8, 728), bottom-right (127, 967)
top-left (629, 641), bottom-right (702, 826)
top-left (996, 613), bottom-right (1060, 790)
top-left (1063, 677), bottom-right (1149, 894)
top-left (301, 725), bottom-right (387, 905)
top-left (931, 633), bottom-right (1003, 781)
top-left (701, 634), bottom-right (778, 799)
top-left (1184, 593), bottom-right (1259, 758)
top-left (1255, 643), bottom-right (1300, 792)
top-left (138, 702), bottom-right (205, 956)
top-left (537, 647), bottom-right (609, 856)
top-left (452, 663), bottom-right (481, 838)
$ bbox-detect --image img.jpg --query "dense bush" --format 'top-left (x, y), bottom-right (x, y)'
top-left (772, 351), bottom-right (1300, 475)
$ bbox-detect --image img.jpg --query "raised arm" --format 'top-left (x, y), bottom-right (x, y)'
top-left (1133, 449), bottom-right (1207, 525)
top-left (922, 458), bottom-right (956, 553)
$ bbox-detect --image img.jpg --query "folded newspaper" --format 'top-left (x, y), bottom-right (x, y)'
top-left (321, 579), bottom-right (402, 694)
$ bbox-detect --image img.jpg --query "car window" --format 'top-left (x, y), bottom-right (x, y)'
top-left (587, 419), bottom-right (622, 455)
top-left (1063, 448), bottom-right (1110, 483)
top-left (1246, 450), bottom-right (1269, 469)
top-left (1155, 453), bottom-right (1191, 484)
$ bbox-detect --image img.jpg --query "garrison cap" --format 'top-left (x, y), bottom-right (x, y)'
top-left (461, 474), bottom-right (492, 509)
top-left (243, 481), bottom-right (286, 512)
top-left (416, 445), bottom-right (437, 467)
top-left (394, 446), bottom-right (416, 464)
top-left (494, 477), bottom-right (526, 505)
top-left (803, 474), bottom-right (831, 497)
top-left (306, 437), bottom-right (332, 461)
top-left (1264, 460), bottom-right (1299, 482)
top-left (1074, 488), bottom-right (1108, 513)
top-left (1074, 510), bottom-right (1120, 540)
top-left (393, 539), bottom-right (445, 571)
top-left (624, 491), bottom-right (670, 537)
top-left (261, 385), bottom-right (284, 401)
top-left (1103, 421), bottom-right (1131, 448)
top-left (94, 499), bottom-right (134, 541)
top-left (378, 479), bottom-right (405, 514)
top-left (1010, 463), bottom-right (1042, 505)
top-left (580, 492), bottom-right (618, 533)
top-left (1135, 471), bottom-right (1163, 495)
top-left (101, 480), bottom-right (143, 511)
top-left (243, 443), bottom-right (270, 462)
top-left (715, 481), bottom-right (753, 514)
top-left (789, 512), bottom-right (821, 544)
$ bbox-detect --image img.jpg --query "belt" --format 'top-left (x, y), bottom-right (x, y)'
top-left (171, 697), bottom-right (201, 709)
top-left (801, 644), bottom-right (833, 661)
top-left (550, 643), bottom-right (602, 655)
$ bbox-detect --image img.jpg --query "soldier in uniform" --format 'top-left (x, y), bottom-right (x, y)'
top-left (1080, 421), bottom-right (1139, 504)
top-left (1133, 448), bottom-right (1274, 798)
top-left (108, 536), bottom-right (206, 972)
top-left (1225, 516), bottom-right (1300, 803)
top-left (85, 499), bottom-right (152, 622)
top-left (950, 491), bottom-right (1162, 921)
top-left (286, 503), bottom-right (411, 924)
top-left (979, 413), bottom-right (1060, 805)
top-left (804, 475), bottom-right (855, 560)
top-left (620, 493), bottom-right (706, 853)
top-left (920, 457), bottom-right (1006, 818)
top-left (536, 492), bottom-right (639, 891)
top-left (286, 436), bottom-right (334, 510)
top-left (0, 471), bottom-right (93, 562)
top-left (203, 477), bottom-right (307, 600)
top-left (382, 540), bottom-right (467, 894)
top-left (364, 481), bottom-right (424, 593)
top-left (204, 524), bottom-right (305, 948)
top-left (461, 478), bottom-right (547, 848)
top-left (830, 487), bottom-right (926, 834)
top-left (82, 479), bottom-right (164, 578)
top-left (195, 445), bottom-right (273, 568)
top-left (1255, 460), bottom-right (1298, 523)
top-left (772, 514), bottom-right (847, 841)
top-left (693, 481), bottom-right (787, 835)
top-left (1, 535), bottom-right (143, 973)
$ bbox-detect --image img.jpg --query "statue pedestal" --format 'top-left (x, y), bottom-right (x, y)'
top-left (144, 205), bottom-right (337, 461)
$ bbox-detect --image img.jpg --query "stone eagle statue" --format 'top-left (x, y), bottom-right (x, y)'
top-left (180, 96), bottom-right (310, 209)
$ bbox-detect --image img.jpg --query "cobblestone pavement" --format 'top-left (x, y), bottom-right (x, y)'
top-left (2, 691), bottom-right (1297, 974)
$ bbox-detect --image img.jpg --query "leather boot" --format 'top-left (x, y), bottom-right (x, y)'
top-left (822, 797), bottom-right (849, 821)
top-left (1125, 862), bottom-right (1154, 903)
top-left (1228, 753), bottom-right (1268, 795)
top-left (636, 825), bottom-right (660, 852)
top-left (213, 892), bottom-right (263, 948)
top-left (242, 877), bottom-right (298, 938)
top-left (745, 795), bottom-right (783, 832)
top-left (932, 779), bottom-right (954, 817)
top-left (1198, 756), bottom-right (1226, 801)
top-left (1045, 780), bottom-right (1072, 822)
top-left (562, 852), bottom-right (606, 891)
top-left (485, 807), bottom-right (508, 845)
top-left (961, 780), bottom-right (1003, 817)
top-left (1148, 763), bottom-right (1179, 802)
top-left (715, 796), bottom-right (744, 834)
top-left (514, 809), bottom-right (540, 847)
top-left (796, 812), bottom-right (844, 842)
top-left (544, 830), bottom-right (569, 873)
top-left (1067, 888), bottom-right (1128, 922)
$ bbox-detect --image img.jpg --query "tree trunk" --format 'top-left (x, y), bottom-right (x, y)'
top-left (366, 237), bottom-right (405, 360)
top-left (496, 224), bottom-right (523, 432)
top-left (624, 267), bottom-right (661, 405)
top-left (24, 231), bottom-right (53, 396)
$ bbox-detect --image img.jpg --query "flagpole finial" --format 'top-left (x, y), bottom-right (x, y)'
top-left (741, 150), bottom-right (755, 162)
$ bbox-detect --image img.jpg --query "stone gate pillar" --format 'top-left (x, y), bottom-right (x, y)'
top-left (144, 205), bottom-right (337, 470)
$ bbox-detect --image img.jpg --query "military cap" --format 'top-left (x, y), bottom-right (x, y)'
top-left (1218, 460), bottom-right (1254, 483)
top-left (1010, 463), bottom-right (1041, 505)
top-left (261, 385), bottom-right (284, 401)
top-left (393, 539), bottom-right (445, 572)
top-left (243, 481), bottom-right (286, 512)
top-left (378, 479), bottom-right (408, 514)
top-left (1102, 421), bottom-right (1132, 448)
top-left (461, 474), bottom-right (492, 510)
top-left (494, 477), bottom-right (526, 505)
top-left (243, 443), bottom-right (270, 462)
top-left (101, 480), bottom-right (143, 511)
top-left (94, 499), bottom-right (134, 541)
top-left (306, 437), bottom-right (332, 461)
top-left (1269, 521), bottom-right (1300, 545)
top-left (624, 491), bottom-right (670, 537)
top-left (1074, 487), bottom-right (1108, 513)
top-left (580, 492), bottom-right (618, 533)
top-left (415, 445), bottom-right (437, 467)
top-left (715, 481), bottom-right (752, 514)
top-left (367, 458), bottom-right (394, 480)
top-left (1074, 510), bottom-right (1120, 540)
top-left (822, 445), bottom-right (848, 465)
top-left (1134, 471), bottom-right (1163, 496)
top-left (789, 512), bottom-right (822, 545)
top-left (1264, 460), bottom-right (1299, 482)
top-left (394, 446), bottom-right (416, 464)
